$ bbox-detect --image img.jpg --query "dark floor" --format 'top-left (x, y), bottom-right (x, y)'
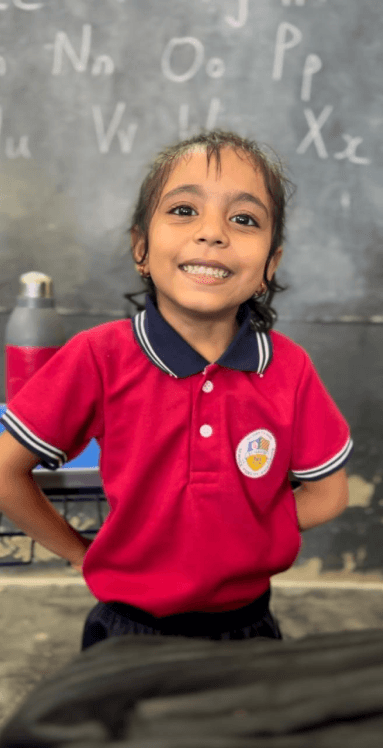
top-left (1, 579), bottom-right (383, 730)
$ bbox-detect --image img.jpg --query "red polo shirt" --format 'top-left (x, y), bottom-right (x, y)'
top-left (1, 295), bottom-right (353, 616)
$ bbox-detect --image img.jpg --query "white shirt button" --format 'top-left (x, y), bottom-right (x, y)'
top-left (200, 424), bottom-right (213, 438)
top-left (202, 380), bottom-right (214, 393)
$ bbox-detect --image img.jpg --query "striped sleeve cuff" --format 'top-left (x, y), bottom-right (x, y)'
top-left (291, 436), bottom-right (354, 481)
top-left (0, 409), bottom-right (67, 471)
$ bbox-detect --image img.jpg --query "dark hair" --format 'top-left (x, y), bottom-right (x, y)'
top-left (124, 129), bottom-right (296, 332)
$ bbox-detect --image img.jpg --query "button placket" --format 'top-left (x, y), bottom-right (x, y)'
top-left (201, 379), bottom-right (214, 436)
top-left (190, 367), bottom-right (220, 480)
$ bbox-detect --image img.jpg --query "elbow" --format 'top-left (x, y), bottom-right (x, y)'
top-left (341, 471), bottom-right (350, 507)
top-left (334, 469), bottom-right (349, 511)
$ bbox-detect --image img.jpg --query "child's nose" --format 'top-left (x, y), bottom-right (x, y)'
top-left (194, 209), bottom-right (230, 244)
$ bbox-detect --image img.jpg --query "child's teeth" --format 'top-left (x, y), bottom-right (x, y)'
top-left (182, 265), bottom-right (229, 278)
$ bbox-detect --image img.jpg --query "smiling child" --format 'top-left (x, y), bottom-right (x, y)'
top-left (0, 130), bottom-right (353, 649)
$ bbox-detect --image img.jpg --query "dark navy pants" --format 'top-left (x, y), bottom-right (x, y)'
top-left (81, 586), bottom-right (282, 651)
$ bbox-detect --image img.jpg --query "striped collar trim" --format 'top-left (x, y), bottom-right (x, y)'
top-left (132, 294), bottom-right (273, 379)
top-left (255, 331), bottom-right (272, 376)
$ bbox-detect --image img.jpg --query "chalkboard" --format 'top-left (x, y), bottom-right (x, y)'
top-left (0, 0), bottom-right (381, 322)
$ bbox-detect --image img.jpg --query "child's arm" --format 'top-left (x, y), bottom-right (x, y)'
top-left (294, 468), bottom-right (349, 532)
top-left (0, 431), bottom-right (91, 568)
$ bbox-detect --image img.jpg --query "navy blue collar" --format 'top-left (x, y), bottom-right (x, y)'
top-left (132, 294), bottom-right (273, 379)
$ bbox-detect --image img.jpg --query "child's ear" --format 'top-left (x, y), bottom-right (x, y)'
top-left (130, 226), bottom-right (146, 265)
top-left (266, 246), bottom-right (283, 281)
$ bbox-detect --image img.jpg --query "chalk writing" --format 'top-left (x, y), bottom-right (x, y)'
top-left (301, 54), bottom-right (322, 101)
top-left (5, 135), bottom-right (31, 158)
top-left (296, 105), bottom-right (333, 158)
top-left (92, 103), bottom-right (138, 154)
top-left (225, 0), bottom-right (248, 29)
top-left (161, 37), bottom-right (224, 83)
top-left (179, 98), bottom-right (221, 141)
top-left (206, 57), bottom-right (225, 78)
top-left (49, 24), bottom-right (114, 76)
top-left (340, 192), bottom-right (351, 208)
top-left (334, 134), bottom-right (371, 165)
top-left (92, 102), bottom-right (125, 153)
top-left (117, 123), bottom-right (139, 154)
top-left (162, 37), bottom-right (204, 83)
top-left (13, 0), bottom-right (43, 7)
top-left (0, 0), bottom-right (43, 8)
top-left (0, 108), bottom-right (31, 158)
top-left (91, 55), bottom-right (115, 76)
top-left (51, 24), bottom-right (91, 74)
top-left (272, 22), bottom-right (302, 81)
top-left (281, 0), bottom-right (306, 6)
top-left (206, 97), bottom-right (221, 129)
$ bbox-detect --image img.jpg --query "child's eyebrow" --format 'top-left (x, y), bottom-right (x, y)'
top-left (161, 184), bottom-right (269, 218)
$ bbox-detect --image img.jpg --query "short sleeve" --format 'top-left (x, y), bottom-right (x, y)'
top-left (290, 351), bottom-right (353, 481)
top-left (0, 331), bottom-right (104, 471)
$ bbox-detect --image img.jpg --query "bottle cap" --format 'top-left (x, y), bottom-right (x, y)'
top-left (19, 272), bottom-right (53, 299)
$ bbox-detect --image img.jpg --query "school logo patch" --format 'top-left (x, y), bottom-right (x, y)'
top-left (236, 429), bottom-right (276, 478)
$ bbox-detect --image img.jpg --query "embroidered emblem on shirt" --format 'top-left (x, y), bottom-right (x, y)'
top-left (236, 429), bottom-right (276, 478)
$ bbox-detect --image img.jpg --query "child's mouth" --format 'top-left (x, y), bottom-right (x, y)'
top-left (179, 265), bottom-right (232, 285)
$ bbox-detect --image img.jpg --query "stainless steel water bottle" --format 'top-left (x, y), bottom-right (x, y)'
top-left (4, 271), bottom-right (67, 403)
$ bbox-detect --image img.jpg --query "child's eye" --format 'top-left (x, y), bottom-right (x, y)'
top-left (170, 205), bottom-right (197, 217)
top-left (232, 214), bottom-right (259, 228)
top-left (169, 205), bottom-right (259, 227)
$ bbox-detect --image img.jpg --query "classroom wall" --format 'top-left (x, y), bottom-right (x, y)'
top-left (0, 0), bottom-right (382, 580)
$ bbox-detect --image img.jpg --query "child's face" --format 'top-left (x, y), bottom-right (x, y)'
top-left (133, 147), bottom-right (282, 322)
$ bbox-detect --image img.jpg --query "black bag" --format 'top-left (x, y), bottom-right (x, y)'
top-left (2, 628), bottom-right (383, 748)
